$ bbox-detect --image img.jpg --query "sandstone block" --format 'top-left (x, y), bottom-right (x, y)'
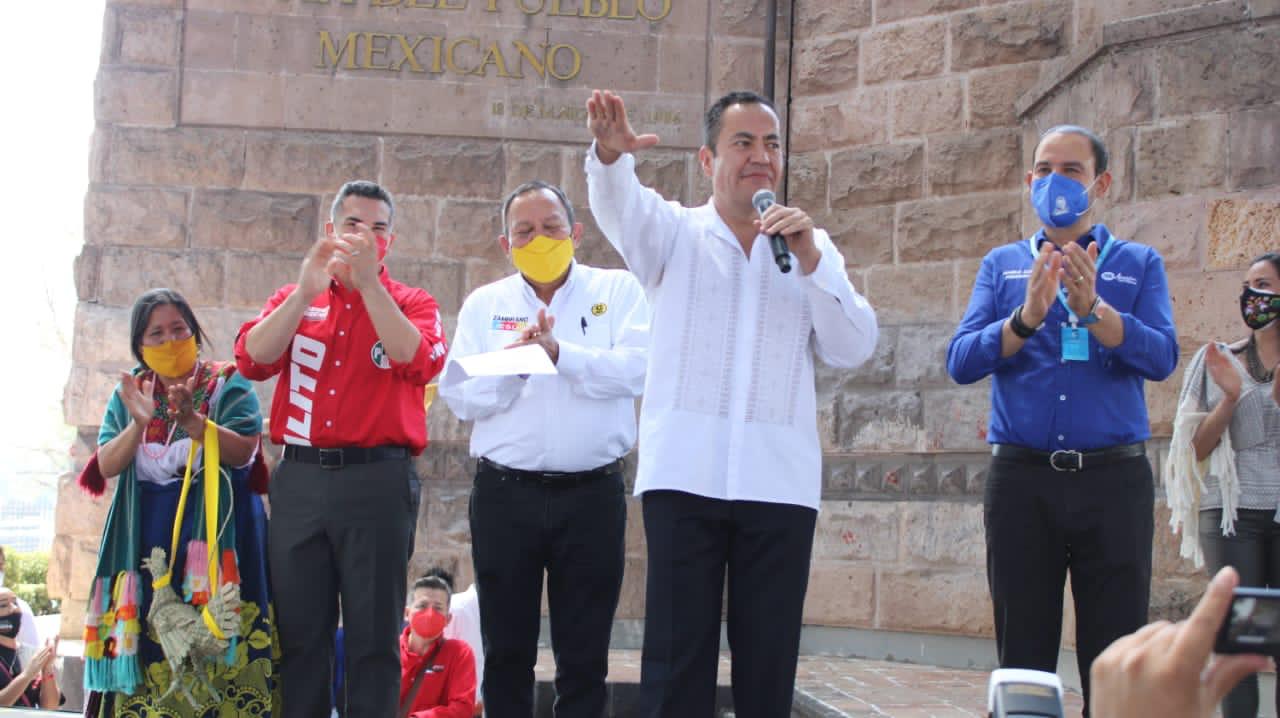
top-left (181, 70), bottom-right (286, 128)
top-left (427, 398), bottom-right (470, 445)
top-left (927, 130), bottom-right (1022, 197)
top-left (53, 473), bottom-right (115, 542)
top-left (63, 366), bottom-right (121, 431)
top-left (951, 0), bottom-right (1070, 71)
top-left (711, 0), bottom-right (771, 37)
top-left (570, 209), bottom-right (626, 270)
top-left (1152, 502), bottom-right (1205, 580)
top-left (635, 151), bottom-right (691, 205)
top-left (183, 10), bottom-right (236, 71)
top-left (383, 138), bottom-right (504, 199)
top-left (1206, 197), bottom-right (1280, 271)
top-left (1093, 49), bottom-right (1156, 129)
top-left (95, 67), bottom-right (177, 126)
top-left (423, 484), bottom-right (473, 556)
top-left (392, 196), bottom-right (439, 259)
top-left (790, 89), bottom-right (890, 153)
top-left (1136, 116), bottom-right (1228, 199)
top-left (225, 253), bottom-right (302, 310)
top-left (896, 191), bottom-right (1022, 263)
top-left (1108, 196), bottom-right (1206, 272)
top-left (553, 31), bottom-right (660, 93)
top-left (105, 6), bottom-right (181, 66)
top-left (864, 261), bottom-right (953, 325)
top-left (1149, 576), bottom-right (1206, 624)
top-left (244, 132), bottom-right (379, 196)
top-left (435, 200), bottom-right (505, 263)
top-left (1157, 25), bottom-right (1280, 117)
top-left (84, 186), bottom-right (187, 249)
top-left (813, 501), bottom-right (900, 562)
top-left (802, 562), bottom-right (876, 628)
top-left (70, 303), bottom-right (134, 369)
top-left (58, 600), bottom-right (87, 641)
top-left (286, 74), bottom-right (398, 135)
top-left (60, 536), bottom-right (106, 602)
top-left (1167, 269), bottom-right (1245, 349)
top-left (392, 259), bottom-right (468, 318)
top-left (893, 324), bottom-right (954, 388)
top-left (793, 34), bottom-right (859, 95)
top-left (955, 257), bottom-right (985, 322)
top-left (819, 325), bottom-right (896, 390)
top-left (794, 0), bottom-right (871, 41)
top-left (786, 152), bottom-right (828, 210)
top-left (892, 77), bottom-right (963, 139)
top-left (99, 247), bottom-right (225, 308)
top-left (875, 0), bottom-right (978, 24)
top-left (75, 247), bottom-right (102, 304)
top-left (710, 39), bottom-right (764, 97)
top-left (103, 127), bottom-right (246, 188)
top-left (878, 569), bottom-right (994, 635)
top-left (830, 143), bottom-right (924, 208)
top-left (837, 390), bottom-right (925, 452)
top-left (863, 18), bottom-right (946, 85)
top-left (821, 205), bottom-right (894, 268)
top-left (657, 35), bottom-right (707, 95)
top-left (467, 259), bottom-right (518, 298)
top-left (1230, 106), bottom-right (1280, 190)
top-left (922, 385), bottom-right (993, 452)
top-left (197, 307), bottom-right (260, 361)
top-left (902, 502), bottom-right (984, 567)
top-left (503, 143), bottom-right (564, 196)
top-left (615, 556), bottom-right (648, 620)
top-left (191, 189), bottom-right (317, 253)
top-left (969, 63), bottom-right (1041, 130)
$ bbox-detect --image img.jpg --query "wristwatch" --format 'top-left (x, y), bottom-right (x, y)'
top-left (1009, 305), bottom-right (1040, 339)
top-left (1078, 296), bottom-right (1102, 326)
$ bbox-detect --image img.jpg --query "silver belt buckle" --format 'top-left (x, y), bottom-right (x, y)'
top-left (1049, 449), bottom-right (1082, 472)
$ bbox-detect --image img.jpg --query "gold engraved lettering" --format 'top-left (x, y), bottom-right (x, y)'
top-left (580, 0), bottom-right (609, 17)
top-left (547, 43), bottom-right (582, 80)
top-left (446, 37), bottom-right (480, 73)
top-left (516, 0), bottom-right (545, 13)
top-left (317, 30), bottom-right (360, 69)
top-left (392, 35), bottom-right (429, 72)
top-left (511, 40), bottom-right (546, 79)
top-left (362, 32), bottom-right (394, 69)
top-left (476, 42), bottom-right (515, 77)
top-left (637, 0), bottom-right (671, 21)
top-left (608, 0), bottom-right (636, 19)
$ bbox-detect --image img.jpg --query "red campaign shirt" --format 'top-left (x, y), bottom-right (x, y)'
top-left (398, 631), bottom-right (477, 718)
top-left (234, 270), bottom-right (447, 454)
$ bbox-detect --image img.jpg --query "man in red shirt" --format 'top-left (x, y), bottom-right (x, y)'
top-left (235, 180), bottom-right (448, 718)
top-left (399, 574), bottom-right (478, 718)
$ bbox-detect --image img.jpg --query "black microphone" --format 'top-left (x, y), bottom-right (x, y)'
top-left (752, 189), bottom-right (791, 274)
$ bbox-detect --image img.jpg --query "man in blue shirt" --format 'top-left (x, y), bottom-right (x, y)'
top-left (948, 125), bottom-right (1178, 715)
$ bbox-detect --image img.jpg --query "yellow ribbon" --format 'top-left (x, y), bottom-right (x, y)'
top-left (155, 419), bottom-right (221, 603)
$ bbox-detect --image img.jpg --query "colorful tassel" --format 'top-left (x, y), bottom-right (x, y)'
top-left (183, 540), bottom-right (210, 605)
top-left (76, 453), bottom-right (106, 496)
top-left (83, 571), bottom-right (142, 694)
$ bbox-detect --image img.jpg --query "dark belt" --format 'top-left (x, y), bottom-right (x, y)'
top-left (283, 445), bottom-right (410, 470)
top-left (991, 442), bottom-right (1146, 472)
top-left (477, 456), bottom-right (623, 486)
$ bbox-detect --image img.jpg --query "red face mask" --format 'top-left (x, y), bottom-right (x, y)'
top-left (410, 607), bottom-right (447, 641)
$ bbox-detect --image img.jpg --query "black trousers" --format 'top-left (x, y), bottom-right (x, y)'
top-left (1200, 507), bottom-right (1280, 718)
top-left (639, 490), bottom-right (817, 718)
top-left (984, 454), bottom-right (1153, 718)
top-left (268, 457), bottom-right (417, 718)
top-left (470, 461), bottom-right (626, 718)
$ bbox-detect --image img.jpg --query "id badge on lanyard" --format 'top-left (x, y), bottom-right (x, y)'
top-left (1025, 234), bottom-right (1116, 363)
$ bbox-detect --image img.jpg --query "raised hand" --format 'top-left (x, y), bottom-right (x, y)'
top-left (298, 235), bottom-right (341, 301)
top-left (586, 90), bottom-right (660, 165)
top-left (1022, 242), bottom-right (1062, 327)
top-left (1062, 240), bottom-right (1100, 318)
top-left (118, 372), bottom-right (156, 425)
top-left (327, 221), bottom-right (382, 293)
top-left (1205, 343), bottom-right (1243, 403)
top-left (505, 308), bottom-right (559, 364)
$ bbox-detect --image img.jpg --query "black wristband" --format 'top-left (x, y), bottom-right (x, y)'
top-left (1010, 305), bottom-right (1038, 339)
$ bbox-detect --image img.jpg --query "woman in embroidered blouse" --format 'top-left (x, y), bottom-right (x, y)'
top-left (1167, 253), bottom-right (1280, 718)
top-left (80, 288), bottom-right (276, 717)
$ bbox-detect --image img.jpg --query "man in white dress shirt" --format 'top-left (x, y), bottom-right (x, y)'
top-left (584, 89), bottom-right (879, 717)
top-left (439, 180), bottom-right (649, 718)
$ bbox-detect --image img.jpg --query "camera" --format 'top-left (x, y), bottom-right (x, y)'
top-left (1216, 586), bottom-right (1280, 654)
top-left (987, 668), bottom-right (1065, 718)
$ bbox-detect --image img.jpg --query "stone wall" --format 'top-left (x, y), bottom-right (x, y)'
top-left (55, 0), bottom-right (1280, 651)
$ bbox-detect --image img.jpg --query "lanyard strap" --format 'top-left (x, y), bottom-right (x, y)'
top-left (1025, 232), bottom-right (1117, 324)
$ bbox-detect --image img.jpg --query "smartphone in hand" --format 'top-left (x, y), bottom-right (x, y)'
top-left (1216, 586), bottom-right (1280, 654)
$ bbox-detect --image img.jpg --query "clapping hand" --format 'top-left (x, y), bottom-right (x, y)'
top-left (1205, 343), bottom-right (1242, 403)
top-left (1062, 240), bottom-right (1101, 319)
top-left (1021, 242), bottom-right (1062, 327)
top-left (118, 372), bottom-right (156, 426)
top-left (505, 308), bottom-right (559, 365)
top-left (166, 375), bottom-right (205, 438)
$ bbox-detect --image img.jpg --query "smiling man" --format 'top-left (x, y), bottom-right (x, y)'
top-left (947, 126), bottom-right (1178, 715)
top-left (584, 90), bottom-right (878, 717)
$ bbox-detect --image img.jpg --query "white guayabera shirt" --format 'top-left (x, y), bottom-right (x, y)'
top-left (586, 144), bottom-right (879, 510)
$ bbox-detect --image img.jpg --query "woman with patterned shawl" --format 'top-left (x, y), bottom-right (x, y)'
top-left (78, 288), bottom-right (276, 717)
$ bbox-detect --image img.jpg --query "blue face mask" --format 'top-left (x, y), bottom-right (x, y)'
top-left (1030, 173), bottom-right (1098, 229)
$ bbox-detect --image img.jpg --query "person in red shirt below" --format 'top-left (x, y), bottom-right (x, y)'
top-left (400, 574), bottom-right (477, 718)
top-left (234, 180), bottom-right (448, 718)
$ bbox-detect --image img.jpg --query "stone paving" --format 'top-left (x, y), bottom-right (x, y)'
top-left (535, 649), bottom-right (1086, 717)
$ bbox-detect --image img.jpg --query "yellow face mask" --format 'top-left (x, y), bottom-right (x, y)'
top-left (511, 234), bottom-right (574, 284)
top-left (141, 336), bottom-right (198, 378)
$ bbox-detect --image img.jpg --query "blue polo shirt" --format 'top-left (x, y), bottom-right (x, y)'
top-left (946, 224), bottom-right (1178, 451)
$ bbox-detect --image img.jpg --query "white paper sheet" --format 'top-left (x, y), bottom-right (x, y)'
top-left (447, 343), bottom-right (558, 378)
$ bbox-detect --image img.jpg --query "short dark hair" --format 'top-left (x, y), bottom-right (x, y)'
top-left (129, 288), bottom-right (208, 367)
top-left (704, 90), bottom-right (777, 153)
top-left (501, 180), bottom-right (575, 237)
top-left (1250, 252), bottom-right (1280, 277)
top-left (1036, 125), bottom-right (1109, 175)
top-left (330, 180), bottom-right (394, 226)
top-left (410, 568), bottom-right (454, 606)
